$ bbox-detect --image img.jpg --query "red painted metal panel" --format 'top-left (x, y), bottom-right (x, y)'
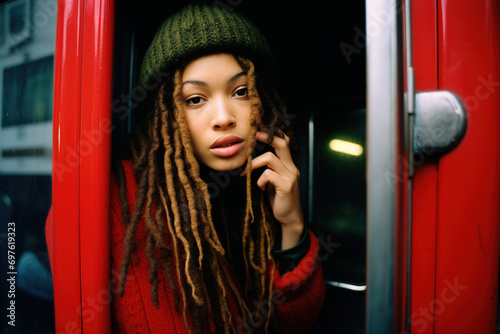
top-left (52, 0), bottom-right (114, 332)
top-left (79, 0), bottom-right (114, 332)
top-left (435, 0), bottom-right (500, 333)
top-left (409, 1), bottom-right (439, 334)
top-left (412, 0), bottom-right (438, 92)
top-left (410, 165), bottom-right (438, 334)
top-left (52, 0), bottom-right (85, 332)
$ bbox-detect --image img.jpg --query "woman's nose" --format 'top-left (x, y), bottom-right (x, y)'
top-left (211, 99), bottom-right (236, 130)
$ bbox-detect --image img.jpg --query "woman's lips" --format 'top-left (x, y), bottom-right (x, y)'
top-left (210, 135), bottom-right (244, 157)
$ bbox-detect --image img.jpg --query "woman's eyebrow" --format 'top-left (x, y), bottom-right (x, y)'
top-left (227, 71), bottom-right (247, 84)
top-left (182, 71), bottom-right (247, 87)
top-left (182, 79), bottom-right (208, 87)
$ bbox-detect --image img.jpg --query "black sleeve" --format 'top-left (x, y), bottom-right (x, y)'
top-left (272, 225), bottom-right (310, 275)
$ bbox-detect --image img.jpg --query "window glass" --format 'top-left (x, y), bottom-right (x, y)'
top-left (2, 55), bottom-right (54, 127)
top-left (0, 0), bottom-right (56, 333)
top-left (313, 104), bottom-right (366, 285)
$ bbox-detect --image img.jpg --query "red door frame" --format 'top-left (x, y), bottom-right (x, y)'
top-left (52, 0), bottom-right (114, 333)
top-left (407, 0), bottom-right (500, 333)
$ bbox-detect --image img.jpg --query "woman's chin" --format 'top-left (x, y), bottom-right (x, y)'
top-left (210, 162), bottom-right (246, 173)
top-left (204, 157), bottom-right (248, 173)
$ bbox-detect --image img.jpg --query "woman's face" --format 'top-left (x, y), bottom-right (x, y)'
top-left (181, 53), bottom-right (253, 171)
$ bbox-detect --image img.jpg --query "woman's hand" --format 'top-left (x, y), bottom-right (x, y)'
top-left (242, 131), bottom-right (304, 249)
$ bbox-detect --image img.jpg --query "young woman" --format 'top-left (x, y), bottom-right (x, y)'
top-left (49, 3), bottom-right (325, 333)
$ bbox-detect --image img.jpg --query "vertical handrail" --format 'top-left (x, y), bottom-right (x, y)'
top-left (365, 0), bottom-right (404, 332)
top-left (308, 115), bottom-right (314, 225)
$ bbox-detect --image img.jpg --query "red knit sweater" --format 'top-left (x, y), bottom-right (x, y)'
top-left (48, 160), bottom-right (325, 333)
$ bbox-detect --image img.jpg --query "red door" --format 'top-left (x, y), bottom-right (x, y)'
top-left (408, 1), bottom-right (500, 333)
top-left (366, 0), bottom-right (500, 332)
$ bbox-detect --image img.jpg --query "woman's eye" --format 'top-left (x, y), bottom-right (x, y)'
top-left (233, 87), bottom-right (248, 98)
top-left (186, 96), bottom-right (204, 106)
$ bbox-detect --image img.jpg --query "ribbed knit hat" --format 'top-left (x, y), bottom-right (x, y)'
top-left (139, 3), bottom-right (274, 86)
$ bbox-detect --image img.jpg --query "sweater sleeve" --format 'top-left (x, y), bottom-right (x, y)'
top-left (270, 230), bottom-right (326, 333)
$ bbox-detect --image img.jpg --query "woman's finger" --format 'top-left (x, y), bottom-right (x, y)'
top-left (254, 131), bottom-right (298, 175)
top-left (251, 151), bottom-right (292, 174)
top-left (255, 131), bottom-right (294, 168)
top-left (256, 168), bottom-right (294, 194)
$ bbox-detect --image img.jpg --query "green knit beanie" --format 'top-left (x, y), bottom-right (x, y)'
top-left (139, 3), bottom-right (275, 86)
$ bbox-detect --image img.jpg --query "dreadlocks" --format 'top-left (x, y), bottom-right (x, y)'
top-left (113, 56), bottom-right (293, 333)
